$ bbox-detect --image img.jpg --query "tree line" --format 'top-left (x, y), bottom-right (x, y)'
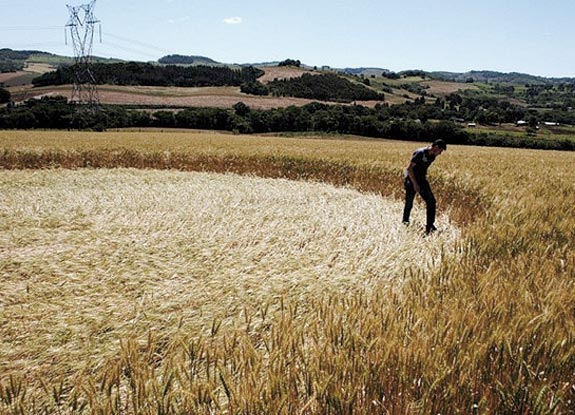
top-left (32, 63), bottom-right (264, 88)
top-left (406, 92), bottom-right (575, 126)
top-left (0, 97), bottom-right (465, 143)
top-left (2, 96), bottom-right (574, 151)
top-left (0, 61), bottom-right (24, 73)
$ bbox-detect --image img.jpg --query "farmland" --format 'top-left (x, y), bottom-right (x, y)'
top-left (1, 130), bottom-right (575, 413)
top-left (7, 84), bottom-right (331, 110)
top-left (0, 63), bottom-right (55, 88)
top-left (4, 64), bottom-right (418, 108)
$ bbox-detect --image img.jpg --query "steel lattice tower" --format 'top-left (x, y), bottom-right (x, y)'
top-left (66, 0), bottom-right (100, 106)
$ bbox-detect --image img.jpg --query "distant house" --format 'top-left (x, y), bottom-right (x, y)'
top-left (467, 122), bottom-right (477, 128)
top-left (516, 120), bottom-right (528, 126)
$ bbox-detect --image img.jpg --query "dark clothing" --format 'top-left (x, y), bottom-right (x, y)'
top-left (405, 147), bottom-right (436, 181)
top-left (402, 177), bottom-right (436, 226)
top-left (403, 147), bottom-right (437, 227)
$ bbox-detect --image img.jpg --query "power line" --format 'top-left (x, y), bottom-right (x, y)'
top-left (0, 41), bottom-right (65, 49)
top-left (103, 32), bottom-right (174, 55)
top-left (97, 40), bottom-right (159, 60)
top-left (0, 25), bottom-right (179, 62)
top-left (0, 25), bottom-right (61, 31)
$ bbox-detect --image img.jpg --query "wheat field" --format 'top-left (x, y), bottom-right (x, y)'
top-left (0, 130), bottom-right (574, 414)
top-left (0, 168), bottom-right (458, 382)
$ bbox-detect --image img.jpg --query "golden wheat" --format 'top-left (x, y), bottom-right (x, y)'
top-left (0, 130), bottom-right (574, 414)
top-left (0, 168), bottom-right (458, 382)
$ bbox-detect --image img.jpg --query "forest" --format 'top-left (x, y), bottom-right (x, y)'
top-left (32, 62), bottom-right (264, 88)
top-left (266, 73), bottom-right (385, 102)
top-left (240, 73), bottom-right (385, 103)
top-left (1, 96), bottom-right (574, 151)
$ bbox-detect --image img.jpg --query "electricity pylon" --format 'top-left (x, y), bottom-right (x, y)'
top-left (65, 0), bottom-right (101, 106)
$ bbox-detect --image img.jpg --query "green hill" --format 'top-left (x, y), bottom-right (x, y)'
top-left (158, 54), bottom-right (221, 66)
top-left (430, 70), bottom-right (575, 85)
top-left (0, 48), bottom-right (53, 61)
top-left (267, 73), bottom-right (384, 103)
top-left (0, 48), bottom-right (122, 72)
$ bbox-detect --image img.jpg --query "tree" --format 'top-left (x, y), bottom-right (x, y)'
top-left (268, 73), bottom-right (384, 102)
top-left (382, 71), bottom-right (400, 80)
top-left (240, 81), bottom-right (269, 96)
top-left (526, 115), bottom-right (539, 136)
top-left (33, 63), bottom-right (264, 88)
top-left (278, 59), bottom-right (301, 68)
top-left (153, 111), bottom-right (176, 127)
top-left (0, 87), bottom-right (10, 104)
top-left (233, 102), bottom-right (250, 117)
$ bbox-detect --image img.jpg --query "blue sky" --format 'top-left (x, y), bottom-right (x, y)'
top-left (0, 0), bottom-right (573, 77)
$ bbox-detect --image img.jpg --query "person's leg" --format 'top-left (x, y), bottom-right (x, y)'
top-left (402, 177), bottom-right (416, 224)
top-left (418, 181), bottom-right (436, 232)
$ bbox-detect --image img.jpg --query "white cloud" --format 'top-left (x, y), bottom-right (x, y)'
top-left (223, 16), bottom-right (242, 25)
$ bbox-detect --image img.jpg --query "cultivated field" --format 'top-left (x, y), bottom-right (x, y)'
top-left (257, 66), bottom-right (316, 83)
top-left (0, 130), bottom-right (574, 414)
top-left (0, 64), bottom-right (55, 88)
top-left (5, 66), bottom-right (386, 108)
top-left (0, 169), bottom-right (457, 383)
top-left (7, 84), bottom-right (330, 109)
top-left (421, 80), bottom-right (480, 96)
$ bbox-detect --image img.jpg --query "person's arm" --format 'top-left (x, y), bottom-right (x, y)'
top-left (406, 161), bottom-right (420, 194)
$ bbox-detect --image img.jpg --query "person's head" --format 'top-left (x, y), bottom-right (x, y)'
top-left (430, 139), bottom-right (447, 156)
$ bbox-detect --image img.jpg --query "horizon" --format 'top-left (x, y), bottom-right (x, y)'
top-left (1, 0), bottom-right (574, 78)
top-left (6, 46), bottom-right (575, 80)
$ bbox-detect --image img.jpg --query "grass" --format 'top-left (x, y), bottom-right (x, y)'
top-left (95, 85), bottom-right (244, 98)
top-left (470, 124), bottom-right (575, 143)
top-left (7, 84), bottom-right (333, 109)
top-left (1, 130), bottom-right (574, 414)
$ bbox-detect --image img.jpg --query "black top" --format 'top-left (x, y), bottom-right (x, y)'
top-left (405, 147), bottom-right (436, 182)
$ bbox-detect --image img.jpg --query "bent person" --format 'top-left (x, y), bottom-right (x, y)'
top-left (402, 139), bottom-right (447, 235)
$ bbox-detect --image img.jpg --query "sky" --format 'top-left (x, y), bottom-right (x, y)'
top-left (1, 0), bottom-right (574, 78)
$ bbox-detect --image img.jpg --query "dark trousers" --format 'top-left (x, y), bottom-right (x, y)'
top-left (402, 177), bottom-right (436, 227)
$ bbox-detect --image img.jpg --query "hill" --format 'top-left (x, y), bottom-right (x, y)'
top-left (267, 72), bottom-right (384, 103)
top-left (337, 65), bottom-right (575, 86)
top-left (0, 48), bottom-right (121, 70)
top-left (3, 48), bottom-right (575, 135)
top-left (5, 47), bottom-right (575, 87)
top-left (430, 70), bottom-right (575, 85)
top-left (158, 54), bottom-right (221, 66)
top-left (0, 49), bottom-right (52, 73)
top-left (341, 67), bottom-right (393, 77)
top-left (0, 48), bottom-right (53, 62)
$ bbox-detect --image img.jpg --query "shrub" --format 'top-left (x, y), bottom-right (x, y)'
top-left (0, 87), bottom-right (10, 104)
